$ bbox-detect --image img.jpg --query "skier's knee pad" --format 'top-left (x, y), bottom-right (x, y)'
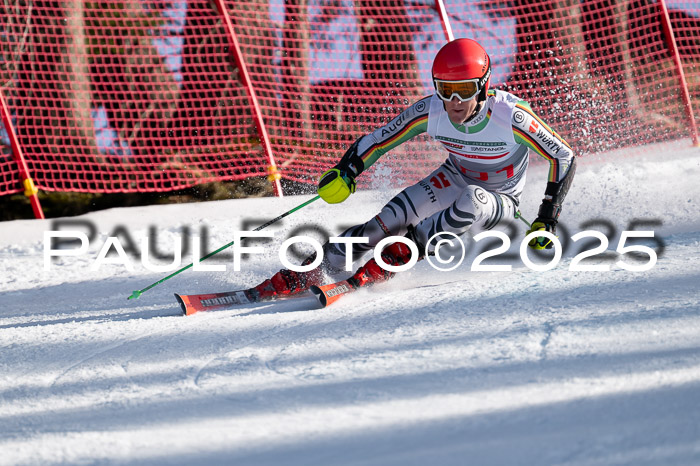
top-left (456, 186), bottom-right (515, 232)
top-left (457, 185), bottom-right (489, 218)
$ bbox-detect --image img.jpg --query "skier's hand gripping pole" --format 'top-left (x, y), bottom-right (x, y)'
top-left (317, 138), bottom-right (363, 205)
top-left (317, 168), bottom-right (356, 204)
top-left (526, 220), bottom-right (557, 250)
top-left (127, 195), bottom-right (321, 300)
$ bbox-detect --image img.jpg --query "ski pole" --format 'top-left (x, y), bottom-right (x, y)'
top-left (514, 211), bottom-right (531, 228)
top-left (128, 194), bottom-right (321, 300)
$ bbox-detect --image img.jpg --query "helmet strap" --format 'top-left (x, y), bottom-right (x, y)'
top-left (478, 85), bottom-right (488, 104)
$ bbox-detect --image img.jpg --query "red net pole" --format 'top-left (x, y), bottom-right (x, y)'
top-left (435, 0), bottom-right (454, 42)
top-left (212, 0), bottom-right (284, 196)
top-left (657, 0), bottom-right (699, 146)
top-left (0, 89), bottom-right (44, 219)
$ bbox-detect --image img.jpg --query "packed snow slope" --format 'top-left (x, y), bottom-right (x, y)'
top-left (1, 141), bottom-right (700, 465)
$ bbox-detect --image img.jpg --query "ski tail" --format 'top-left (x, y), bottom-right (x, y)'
top-left (174, 293), bottom-right (188, 315)
top-left (310, 280), bottom-right (357, 308)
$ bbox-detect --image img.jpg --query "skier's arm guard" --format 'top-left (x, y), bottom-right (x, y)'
top-left (527, 157), bottom-right (577, 250)
top-left (336, 138), bottom-right (365, 178)
top-left (536, 156), bottom-right (577, 224)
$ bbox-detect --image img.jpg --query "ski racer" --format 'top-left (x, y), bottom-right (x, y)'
top-left (253, 38), bottom-right (576, 299)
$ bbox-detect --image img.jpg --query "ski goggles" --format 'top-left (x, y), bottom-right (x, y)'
top-left (434, 79), bottom-right (481, 103)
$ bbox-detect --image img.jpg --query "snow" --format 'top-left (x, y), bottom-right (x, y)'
top-left (1, 141), bottom-right (700, 465)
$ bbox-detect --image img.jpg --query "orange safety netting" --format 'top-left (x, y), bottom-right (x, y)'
top-left (1, 0), bottom-right (698, 196)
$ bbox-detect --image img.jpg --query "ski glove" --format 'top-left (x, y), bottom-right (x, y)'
top-left (318, 168), bottom-right (356, 204)
top-left (527, 219), bottom-right (557, 250)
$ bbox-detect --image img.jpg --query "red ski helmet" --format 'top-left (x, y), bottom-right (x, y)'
top-left (432, 38), bottom-right (491, 103)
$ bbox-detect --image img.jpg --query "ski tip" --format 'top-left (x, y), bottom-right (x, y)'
top-left (309, 285), bottom-right (327, 308)
top-left (174, 293), bottom-right (188, 316)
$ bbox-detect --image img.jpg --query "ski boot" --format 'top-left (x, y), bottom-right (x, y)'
top-left (348, 226), bottom-right (424, 288)
top-left (250, 253), bottom-right (325, 300)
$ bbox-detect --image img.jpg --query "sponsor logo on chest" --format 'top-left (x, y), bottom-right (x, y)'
top-left (468, 111), bottom-right (487, 126)
top-left (437, 136), bottom-right (509, 159)
top-left (466, 145), bottom-right (508, 153)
